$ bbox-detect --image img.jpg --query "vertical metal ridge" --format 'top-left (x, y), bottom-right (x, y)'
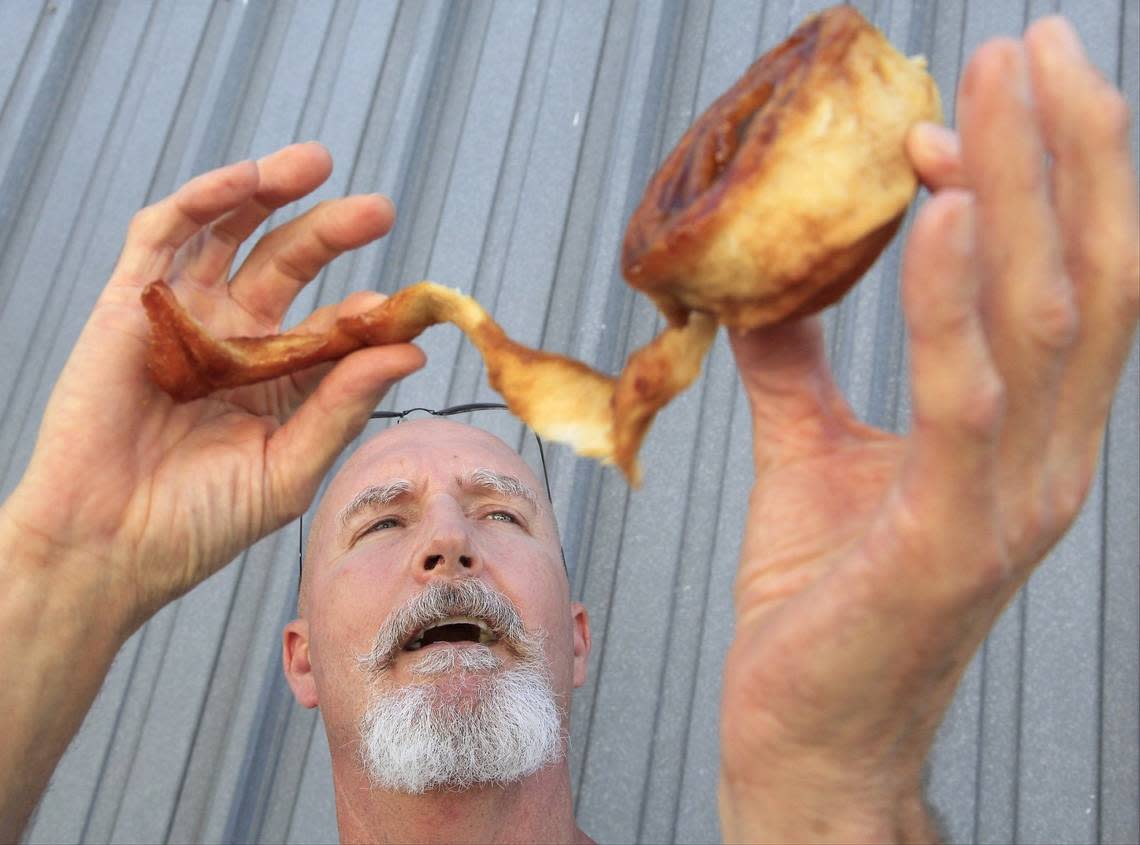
top-left (0, 1), bottom-right (99, 310)
top-left (531, 0), bottom-right (623, 358)
top-left (421, 1), bottom-right (544, 413)
top-left (639, 338), bottom-right (739, 845)
top-left (3, 3), bottom-right (1135, 842)
top-left (569, 477), bottom-right (636, 822)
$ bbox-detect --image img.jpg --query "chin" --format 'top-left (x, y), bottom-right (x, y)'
top-left (357, 642), bottom-right (565, 793)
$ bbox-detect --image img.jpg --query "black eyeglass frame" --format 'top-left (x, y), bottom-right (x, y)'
top-left (297, 403), bottom-right (561, 577)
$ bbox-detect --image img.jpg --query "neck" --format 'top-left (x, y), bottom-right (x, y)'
top-left (331, 757), bottom-right (593, 845)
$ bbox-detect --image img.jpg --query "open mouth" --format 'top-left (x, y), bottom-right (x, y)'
top-left (402, 616), bottom-right (499, 652)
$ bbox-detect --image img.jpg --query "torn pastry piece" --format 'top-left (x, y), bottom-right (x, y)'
top-left (141, 279), bottom-right (716, 485)
top-left (142, 5), bottom-right (937, 484)
top-left (621, 5), bottom-right (942, 330)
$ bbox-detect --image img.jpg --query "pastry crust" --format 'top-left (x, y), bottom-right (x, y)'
top-left (141, 279), bottom-right (716, 484)
top-left (141, 5), bottom-right (939, 485)
top-left (621, 6), bottom-right (942, 329)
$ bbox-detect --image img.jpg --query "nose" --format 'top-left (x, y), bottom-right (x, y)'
top-left (422, 552), bottom-right (474, 571)
top-left (413, 496), bottom-right (482, 581)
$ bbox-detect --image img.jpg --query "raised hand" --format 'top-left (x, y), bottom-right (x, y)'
top-left (2, 141), bottom-right (425, 631)
top-left (718, 18), bottom-right (1138, 842)
top-left (0, 144), bottom-right (425, 838)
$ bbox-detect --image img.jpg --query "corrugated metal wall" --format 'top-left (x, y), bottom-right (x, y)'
top-left (2, 1), bottom-right (1136, 842)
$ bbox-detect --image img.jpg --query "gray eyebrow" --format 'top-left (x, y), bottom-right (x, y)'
top-left (459, 468), bottom-right (538, 509)
top-left (336, 479), bottom-right (414, 531)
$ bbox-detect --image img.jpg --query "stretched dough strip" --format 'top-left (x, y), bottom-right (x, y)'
top-left (141, 6), bottom-right (935, 486)
top-left (141, 280), bottom-right (717, 485)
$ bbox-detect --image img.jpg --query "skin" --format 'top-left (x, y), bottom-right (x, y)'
top-left (283, 418), bottom-right (591, 844)
top-left (0, 15), bottom-right (1135, 844)
top-left (0, 141), bottom-right (428, 839)
top-left (719, 20), bottom-right (1139, 842)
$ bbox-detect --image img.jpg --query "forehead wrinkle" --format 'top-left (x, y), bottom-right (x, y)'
top-left (336, 479), bottom-right (415, 531)
top-left (459, 467), bottom-right (538, 509)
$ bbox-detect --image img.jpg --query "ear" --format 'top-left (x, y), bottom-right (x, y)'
top-left (570, 602), bottom-right (591, 688)
top-left (283, 618), bottom-right (319, 709)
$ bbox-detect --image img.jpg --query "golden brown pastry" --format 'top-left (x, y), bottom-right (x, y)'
top-left (142, 279), bottom-right (716, 485)
top-left (622, 5), bottom-right (942, 329)
top-left (141, 5), bottom-right (938, 484)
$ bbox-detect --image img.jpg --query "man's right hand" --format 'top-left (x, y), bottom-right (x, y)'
top-left (0, 143), bottom-right (424, 837)
top-left (1, 142), bottom-right (424, 629)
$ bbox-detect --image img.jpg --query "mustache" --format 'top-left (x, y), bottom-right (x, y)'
top-left (358, 580), bottom-right (534, 673)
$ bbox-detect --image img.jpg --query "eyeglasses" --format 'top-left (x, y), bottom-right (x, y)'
top-left (298, 403), bottom-right (560, 576)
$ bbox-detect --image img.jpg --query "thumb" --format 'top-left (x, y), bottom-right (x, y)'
top-left (729, 316), bottom-right (859, 467)
top-left (265, 342), bottom-right (426, 519)
top-left (906, 122), bottom-right (967, 192)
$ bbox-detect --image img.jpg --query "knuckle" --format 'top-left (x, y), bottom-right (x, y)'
top-left (272, 251), bottom-right (314, 285)
top-left (127, 205), bottom-right (160, 241)
top-left (208, 220), bottom-right (241, 249)
top-left (959, 537), bottom-right (1015, 599)
top-left (1003, 489), bottom-right (1073, 562)
top-left (1026, 287), bottom-right (1079, 351)
top-left (869, 492), bottom-right (929, 565)
top-left (956, 374), bottom-right (1006, 438)
top-left (908, 303), bottom-right (970, 345)
top-left (923, 296), bottom-right (976, 342)
top-left (311, 199), bottom-right (336, 218)
top-left (1066, 226), bottom-right (1139, 317)
top-left (1003, 507), bottom-right (1046, 559)
top-left (1049, 467), bottom-right (1095, 527)
top-left (875, 488), bottom-right (1011, 602)
top-left (912, 369), bottom-right (1005, 441)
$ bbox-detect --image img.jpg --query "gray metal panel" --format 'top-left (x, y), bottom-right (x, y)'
top-left (0, 1), bottom-right (1134, 843)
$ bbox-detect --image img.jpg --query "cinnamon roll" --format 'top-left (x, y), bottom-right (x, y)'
top-left (621, 5), bottom-right (941, 329)
top-left (142, 5), bottom-right (939, 484)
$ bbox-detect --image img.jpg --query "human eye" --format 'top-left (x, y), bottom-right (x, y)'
top-left (477, 507), bottom-right (529, 529)
top-left (363, 516), bottom-right (402, 534)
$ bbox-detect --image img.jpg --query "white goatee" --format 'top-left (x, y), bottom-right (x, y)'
top-left (355, 580), bottom-right (564, 793)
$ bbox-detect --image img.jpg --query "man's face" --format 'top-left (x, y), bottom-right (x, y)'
top-left (283, 419), bottom-right (590, 790)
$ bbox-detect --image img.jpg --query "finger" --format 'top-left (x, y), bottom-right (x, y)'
top-left (889, 191), bottom-right (1005, 587)
top-left (227, 194), bottom-right (396, 329)
top-left (177, 143), bottom-right (334, 288)
top-left (285, 290), bottom-right (390, 398)
top-left (958, 39), bottom-right (1076, 497)
top-left (900, 191), bottom-right (1002, 499)
top-left (1024, 17), bottom-right (1140, 482)
top-left (266, 342), bottom-right (426, 520)
top-left (729, 318), bottom-right (863, 471)
top-left (110, 160), bottom-right (259, 288)
top-left (288, 290), bottom-right (387, 335)
top-left (906, 123), bottom-right (967, 191)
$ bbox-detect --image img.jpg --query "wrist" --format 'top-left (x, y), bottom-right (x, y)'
top-left (0, 492), bottom-right (137, 647)
top-left (719, 763), bottom-right (939, 844)
top-left (0, 493), bottom-right (136, 840)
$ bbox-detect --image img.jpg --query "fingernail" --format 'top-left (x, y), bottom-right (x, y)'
top-left (347, 290), bottom-right (388, 313)
top-left (917, 123), bottom-right (960, 160)
top-left (1047, 17), bottom-right (1085, 61)
top-left (373, 193), bottom-right (396, 218)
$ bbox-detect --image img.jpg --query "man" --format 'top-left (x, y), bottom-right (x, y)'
top-left (0, 16), bottom-right (1135, 843)
top-left (285, 417), bottom-right (591, 842)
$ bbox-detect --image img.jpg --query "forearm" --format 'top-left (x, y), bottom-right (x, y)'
top-left (719, 770), bottom-right (941, 845)
top-left (0, 501), bottom-right (132, 840)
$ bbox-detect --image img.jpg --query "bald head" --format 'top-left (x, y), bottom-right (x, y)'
top-left (300, 418), bottom-right (559, 611)
top-left (281, 417), bottom-right (592, 810)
